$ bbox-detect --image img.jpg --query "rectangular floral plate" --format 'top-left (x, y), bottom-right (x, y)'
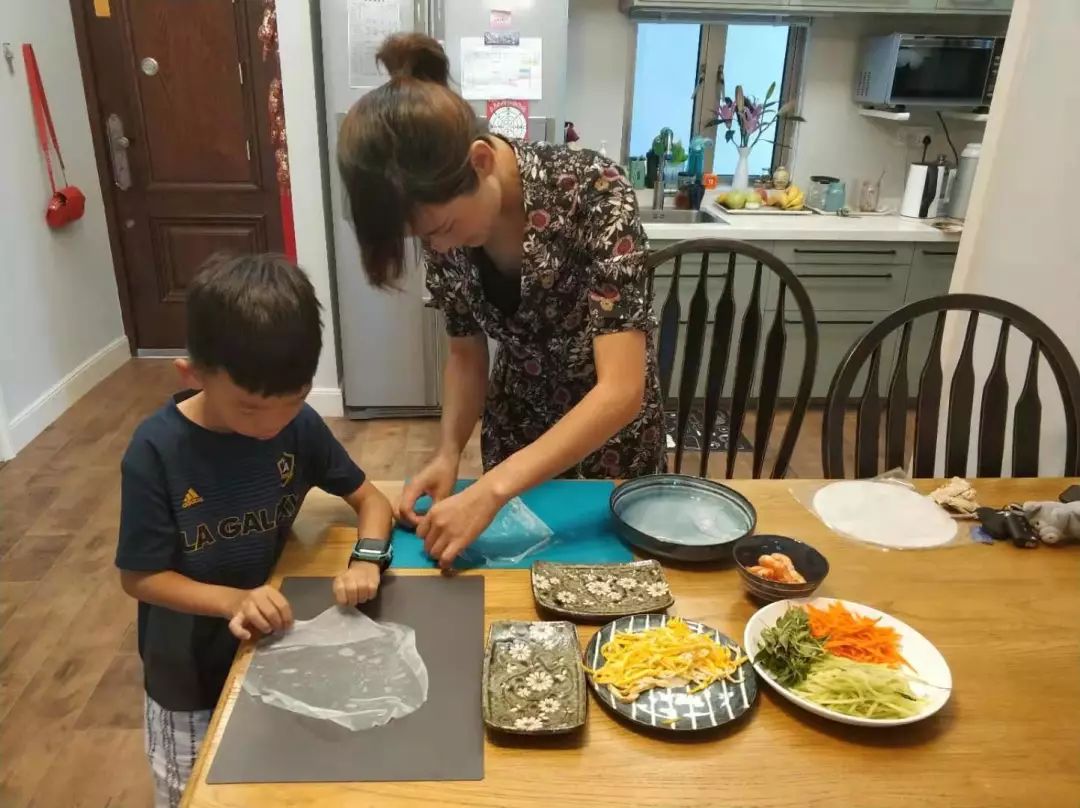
top-left (531, 560), bottom-right (674, 621)
top-left (482, 620), bottom-right (586, 735)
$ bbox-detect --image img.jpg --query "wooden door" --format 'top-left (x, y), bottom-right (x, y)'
top-left (78, 0), bottom-right (284, 348)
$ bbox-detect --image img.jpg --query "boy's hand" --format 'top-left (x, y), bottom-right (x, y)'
top-left (333, 562), bottom-right (381, 607)
top-left (226, 585), bottom-right (294, 640)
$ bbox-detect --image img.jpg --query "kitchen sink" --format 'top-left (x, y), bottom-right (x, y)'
top-left (637, 209), bottom-right (721, 224)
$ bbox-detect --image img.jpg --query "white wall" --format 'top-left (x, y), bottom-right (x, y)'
top-left (566, 0), bottom-right (635, 163)
top-left (276, 0), bottom-right (343, 416)
top-left (0, 0), bottom-right (128, 453)
top-left (791, 13), bottom-right (1006, 205)
top-left (945, 0), bottom-right (1080, 475)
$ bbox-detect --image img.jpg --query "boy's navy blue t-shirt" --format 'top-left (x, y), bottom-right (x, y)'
top-left (115, 393), bottom-right (365, 711)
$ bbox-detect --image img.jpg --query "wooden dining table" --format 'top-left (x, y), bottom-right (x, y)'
top-left (183, 478), bottom-right (1080, 808)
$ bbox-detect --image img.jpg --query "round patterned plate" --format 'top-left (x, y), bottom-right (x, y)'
top-left (584, 613), bottom-right (757, 732)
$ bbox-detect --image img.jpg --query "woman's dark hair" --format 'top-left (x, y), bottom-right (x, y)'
top-left (187, 253), bottom-right (323, 395)
top-left (337, 34), bottom-right (484, 287)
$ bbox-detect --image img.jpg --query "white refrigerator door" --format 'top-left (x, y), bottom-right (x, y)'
top-left (320, 0), bottom-right (442, 414)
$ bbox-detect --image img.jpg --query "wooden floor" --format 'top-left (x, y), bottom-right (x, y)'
top-left (0, 359), bottom-right (837, 807)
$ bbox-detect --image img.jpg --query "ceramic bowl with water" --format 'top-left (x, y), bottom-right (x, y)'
top-left (609, 475), bottom-right (757, 562)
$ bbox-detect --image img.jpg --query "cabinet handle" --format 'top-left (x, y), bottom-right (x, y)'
top-left (785, 318), bottom-right (875, 326)
top-left (795, 272), bottom-right (893, 280)
top-left (792, 248), bottom-right (897, 256)
top-left (920, 250), bottom-right (958, 257)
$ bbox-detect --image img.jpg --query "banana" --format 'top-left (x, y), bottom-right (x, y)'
top-left (781, 185), bottom-right (804, 210)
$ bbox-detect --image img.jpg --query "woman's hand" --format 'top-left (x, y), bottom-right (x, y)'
top-left (398, 451), bottom-right (460, 527)
top-left (416, 481), bottom-right (504, 569)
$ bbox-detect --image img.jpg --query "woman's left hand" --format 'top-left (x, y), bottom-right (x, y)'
top-left (416, 481), bottom-right (504, 569)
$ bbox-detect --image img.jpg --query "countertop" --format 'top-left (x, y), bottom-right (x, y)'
top-left (184, 479), bottom-right (1080, 808)
top-left (640, 196), bottom-right (962, 244)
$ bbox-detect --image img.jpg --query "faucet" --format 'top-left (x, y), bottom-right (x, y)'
top-left (652, 128), bottom-right (674, 211)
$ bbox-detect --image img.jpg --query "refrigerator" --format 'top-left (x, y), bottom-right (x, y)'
top-left (318, 0), bottom-right (570, 418)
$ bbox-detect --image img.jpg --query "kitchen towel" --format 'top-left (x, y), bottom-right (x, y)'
top-left (392, 479), bottom-right (634, 569)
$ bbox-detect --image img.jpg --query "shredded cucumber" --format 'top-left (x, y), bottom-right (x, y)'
top-left (793, 656), bottom-right (926, 719)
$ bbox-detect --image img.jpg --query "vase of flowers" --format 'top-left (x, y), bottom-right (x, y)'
top-left (707, 83), bottom-right (804, 191)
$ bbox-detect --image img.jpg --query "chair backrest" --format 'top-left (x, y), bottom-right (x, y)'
top-left (821, 293), bottom-right (1080, 478)
top-left (648, 238), bottom-right (818, 479)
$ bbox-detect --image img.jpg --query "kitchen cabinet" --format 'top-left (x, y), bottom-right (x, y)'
top-left (907, 245), bottom-right (958, 300)
top-left (788, 0), bottom-right (935, 9)
top-left (771, 264), bottom-right (910, 313)
top-left (936, 0), bottom-right (1011, 11)
top-left (647, 238), bottom-right (958, 403)
top-left (771, 242), bottom-right (914, 267)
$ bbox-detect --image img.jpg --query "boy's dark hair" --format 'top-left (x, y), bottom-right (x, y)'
top-left (186, 254), bottom-right (323, 396)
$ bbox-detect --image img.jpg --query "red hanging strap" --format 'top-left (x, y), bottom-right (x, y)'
top-left (22, 44), bottom-right (68, 193)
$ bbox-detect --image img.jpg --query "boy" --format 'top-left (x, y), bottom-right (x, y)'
top-left (115, 254), bottom-right (393, 808)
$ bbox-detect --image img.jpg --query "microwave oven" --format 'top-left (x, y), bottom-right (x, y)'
top-left (854, 34), bottom-right (1003, 110)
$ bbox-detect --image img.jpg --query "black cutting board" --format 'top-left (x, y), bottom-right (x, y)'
top-left (207, 574), bottom-right (485, 784)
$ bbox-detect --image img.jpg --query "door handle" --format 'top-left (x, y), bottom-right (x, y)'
top-left (106, 113), bottom-right (132, 190)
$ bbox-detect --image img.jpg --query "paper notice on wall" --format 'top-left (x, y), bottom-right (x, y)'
top-left (460, 37), bottom-right (542, 101)
top-left (348, 0), bottom-right (403, 88)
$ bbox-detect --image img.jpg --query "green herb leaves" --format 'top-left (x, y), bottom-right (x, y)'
top-left (753, 608), bottom-right (826, 687)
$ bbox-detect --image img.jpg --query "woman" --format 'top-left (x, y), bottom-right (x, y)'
top-left (338, 34), bottom-right (664, 567)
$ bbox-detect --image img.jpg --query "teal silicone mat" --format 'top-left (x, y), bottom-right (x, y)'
top-left (391, 479), bottom-right (634, 569)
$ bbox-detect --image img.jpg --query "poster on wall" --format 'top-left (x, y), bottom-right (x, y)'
top-left (348, 0), bottom-right (403, 88)
top-left (486, 100), bottom-right (529, 139)
top-left (460, 37), bottom-right (542, 101)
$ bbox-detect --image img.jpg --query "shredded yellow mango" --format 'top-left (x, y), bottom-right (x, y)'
top-left (585, 617), bottom-right (747, 702)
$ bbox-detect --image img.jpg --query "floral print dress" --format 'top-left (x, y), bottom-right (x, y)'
top-left (424, 139), bottom-right (665, 478)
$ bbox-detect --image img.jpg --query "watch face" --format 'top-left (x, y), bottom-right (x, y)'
top-left (355, 539), bottom-right (388, 555)
top-left (488, 105), bottom-right (528, 139)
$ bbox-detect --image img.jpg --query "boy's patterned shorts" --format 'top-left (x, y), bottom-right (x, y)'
top-left (144, 694), bottom-right (212, 808)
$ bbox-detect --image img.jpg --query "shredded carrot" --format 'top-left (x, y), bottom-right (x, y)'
top-left (805, 602), bottom-right (910, 669)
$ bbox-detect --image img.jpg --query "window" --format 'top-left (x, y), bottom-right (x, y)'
top-left (628, 24), bottom-right (701, 159)
top-left (627, 22), bottom-right (803, 179)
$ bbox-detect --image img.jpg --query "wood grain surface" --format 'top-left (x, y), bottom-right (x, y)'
top-left (185, 478), bottom-right (1080, 808)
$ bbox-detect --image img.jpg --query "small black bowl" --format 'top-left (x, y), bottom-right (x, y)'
top-left (733, 534), bottom-right (829, 602)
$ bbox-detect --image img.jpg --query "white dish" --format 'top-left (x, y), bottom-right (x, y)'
top-left (743, 597), bottom-right (952, 727)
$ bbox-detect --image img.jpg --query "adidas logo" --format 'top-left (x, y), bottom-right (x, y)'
top-left (181, 488), bottom-right (204, 509)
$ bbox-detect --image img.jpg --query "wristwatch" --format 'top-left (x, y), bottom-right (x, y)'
top-left (350, 538), bottom-right (393, 571)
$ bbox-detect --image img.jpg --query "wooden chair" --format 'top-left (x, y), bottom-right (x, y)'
top-left (649, 238), bottom-right (818, 479)
top-left (821, 293), bottom-right (1080, 478)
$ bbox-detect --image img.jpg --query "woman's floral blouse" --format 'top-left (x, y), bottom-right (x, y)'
top-left (424, 139), bottom-right (664, 478)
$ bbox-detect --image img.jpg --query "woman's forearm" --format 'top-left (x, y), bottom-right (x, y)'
top-left (483, 381), bottom-right (641, 501)
top-left (120, 569), bottom-right (242, 619)
top-left (438, 334), bottom-right (489, 458)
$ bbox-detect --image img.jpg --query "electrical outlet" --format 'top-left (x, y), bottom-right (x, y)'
top-left (895, 126), bottom-right (932, 148)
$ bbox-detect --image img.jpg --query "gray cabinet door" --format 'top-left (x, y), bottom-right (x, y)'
top-left (788, 0), bottom-right (935, 8)
top-left (774, 264), bottom-right (910, 313)
top-left (936, 0), bottom-right (1011, 11)
top-left (907, 245), bottom-right (957, 302)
